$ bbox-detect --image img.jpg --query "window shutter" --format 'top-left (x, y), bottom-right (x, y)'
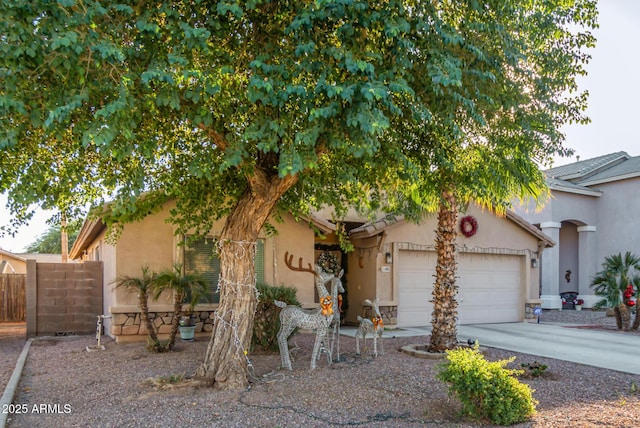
top-left (184, 237), bottom-right (265, 303)
top-left (184, 237), bottom-right (220, 303)
top-left (255, 239), bottom-right (265, 284)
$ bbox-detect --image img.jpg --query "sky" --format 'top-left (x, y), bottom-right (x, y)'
top-left (1, 1), bottom-right (639, 253)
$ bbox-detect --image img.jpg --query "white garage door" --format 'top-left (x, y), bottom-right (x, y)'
top-left (397, 251), bottom-right (436, 328)
top-left (457, 253), bottom-right (522, 324)
top-left (397, 250), bottom-right (523, 327)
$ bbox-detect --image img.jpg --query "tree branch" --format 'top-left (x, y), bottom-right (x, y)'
top-left (199, 124), bottom-right (229, 151)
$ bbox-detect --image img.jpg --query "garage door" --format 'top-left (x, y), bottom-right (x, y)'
top-left (397, 250), bottom-right (436, 328)
top-left (457, 253), bottom-right (522, 324)
top-left (397, 250), bottom-right (522, 327)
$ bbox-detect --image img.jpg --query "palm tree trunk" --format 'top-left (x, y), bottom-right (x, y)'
top-left (618, 303), bottom-right (631, 331)
top-left (166, 291), bottom-right (184, 350)
top-left (632, 308), bottom-right (640, 331)
top-left (428, 189), bottom-right (459, 352)
top-left (139, 290), bottom-right (160, 346)
top-left (614, 306), bottom-right (623, 329)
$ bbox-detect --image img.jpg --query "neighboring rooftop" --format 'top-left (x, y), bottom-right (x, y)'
top-left (545, 151), bottom-right (640, 187)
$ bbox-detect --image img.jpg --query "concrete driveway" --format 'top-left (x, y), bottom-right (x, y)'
top-left (343, 321), bottom-right (640, 374)
top-left (458, 322), bottom-right (640, 375)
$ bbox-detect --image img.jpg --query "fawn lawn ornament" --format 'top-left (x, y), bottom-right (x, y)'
top-left (356, 298), bottom-right (384, 357)
top-left (275, 253), bottom-right (341, 370)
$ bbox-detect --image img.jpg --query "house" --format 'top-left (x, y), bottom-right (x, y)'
top-left (514, 151), bottom-right (640, 309)
top-left (0, 249), bottom-right (25, 273)
top-left (70, 199), bottom-right (554, 342)
top-left (345, 203), bottom-right (554, 327)
top-left (0, 249), bottom-right (63, 273)
top-left (69, 201), bottom-right (337, 342)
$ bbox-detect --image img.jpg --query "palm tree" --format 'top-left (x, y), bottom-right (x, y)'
top-left (113, 266), bottom-right (165, 352)
top-left (152, 264), bottom-right (209, 350)
top-left (429, 187), bottom-right (460, 352)
top-left (591, 252), bottom-right (640, 331)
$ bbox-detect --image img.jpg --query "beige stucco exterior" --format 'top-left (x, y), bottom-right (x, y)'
top-left (1, 250), bottom-right (26, 273)
top-left (70, 198), bottom-right (551, 339)
top-left (1, 251), bottom-right (64, 274)
top-left (70, 201), bottom-right (331, 341)
top-left (346, 204), bottom-right (550, 325)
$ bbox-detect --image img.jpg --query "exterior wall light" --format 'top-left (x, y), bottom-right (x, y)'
top-left (385, 252), bottom-right (393, 264)
top-left (531, 258), bottom-right (538, 268)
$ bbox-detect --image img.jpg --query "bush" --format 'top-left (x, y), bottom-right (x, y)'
top-left (252, 283), bottom-right (300, 352)
top-left (437, 345), bottom-right (537, 425)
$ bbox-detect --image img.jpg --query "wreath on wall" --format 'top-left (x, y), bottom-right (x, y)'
top-left (459, 215), bottom-right (478, 238)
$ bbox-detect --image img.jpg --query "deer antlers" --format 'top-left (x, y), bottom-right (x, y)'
top-left (284, 251), bottom-right (318, 276)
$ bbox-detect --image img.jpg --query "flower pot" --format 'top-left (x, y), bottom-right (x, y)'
top-left (575, 305), bottom-right (582, 311)
top-left (179, 325), bottom-right (196, 341)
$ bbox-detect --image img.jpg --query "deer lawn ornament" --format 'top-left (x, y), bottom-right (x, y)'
top-left (275, 253), bottom-right (340, 370)
top-left (327, 271), bottom-right (345, 362)
top-left (356, 298), bottom-right (384, 357)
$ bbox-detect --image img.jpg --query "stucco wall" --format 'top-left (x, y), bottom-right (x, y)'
top-left (559, 222), bottom-right (579, 294)
top-left (594, 177), bottom-right (640, 262)
top-left (348, 237), bottom-right (379, 323)
top-left (516, 191), bottom-right (599, 228)
top-left (348, 204), bottom-right (544, 323)
top-left (98, 203), bottom-right (319, 315)
top-left (0, 254), bottom-right (26, 274)
top-left (271, 219), bottom-right (316, 305)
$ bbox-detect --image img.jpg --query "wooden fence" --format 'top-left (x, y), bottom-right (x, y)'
top-left (1, 274), bottom-right (26, 322)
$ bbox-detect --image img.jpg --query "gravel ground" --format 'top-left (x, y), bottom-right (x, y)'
top-left (3, 310), bottom-right (640, 427)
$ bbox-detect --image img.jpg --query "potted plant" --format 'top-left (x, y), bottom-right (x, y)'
top-left (152, 264), bottom-right (209, 346)
top-left (574, 298), bottom-right (585, 311)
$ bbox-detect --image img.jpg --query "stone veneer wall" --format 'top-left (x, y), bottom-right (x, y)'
top-left (524, 302), bottom-right (542, 322)
top-left (111, 310), bottom-right (216, 339)
top-left (361, 305), bottom-right (398, 327)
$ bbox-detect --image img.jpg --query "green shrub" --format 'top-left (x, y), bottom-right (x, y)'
top-left (437, 345), bottom-right (537, 425)
top-left (252, 283), bottom-right (300, 352)
top-left (520, 361), bottom-right (548, 378)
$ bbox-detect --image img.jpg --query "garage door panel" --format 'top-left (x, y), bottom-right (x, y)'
top-left (457, 254), bottom-right (522, 324)
top-left (397, 251), bottom-right (435, 328)
top-left (398, 250), bottom-right (523, 327)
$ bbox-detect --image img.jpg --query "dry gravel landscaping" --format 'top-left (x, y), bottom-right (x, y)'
top-left (2, 310), bottom-right (640, 427)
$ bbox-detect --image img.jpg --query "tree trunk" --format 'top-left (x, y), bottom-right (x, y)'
top-left (618, 303), bottom-right (631, 331)
top-left (632, 307), bottom-right (640, 331)
top-left (428, 189), bottom-right (459, 352)
top-left (138, 290), bottom-right (160, 346)
top-left (61, 216), bottom-right (69, 263)
top-left (166, 290), bottom-right (184, 351)
top-left (614, 306), bottom-right (623, 330)
top-left (195, 171), bottom-right (297, 390)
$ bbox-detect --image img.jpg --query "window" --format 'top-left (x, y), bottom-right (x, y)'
top-left (183, 237), bottom-right (265, 303)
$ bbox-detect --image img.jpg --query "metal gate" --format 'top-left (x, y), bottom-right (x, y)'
top-left (0, 274), bottom-right (26, 322)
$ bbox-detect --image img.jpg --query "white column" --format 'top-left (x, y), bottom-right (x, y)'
top-left (577, 225), bottom-right (597, 308)
top-left (540, 222), bottom-right (562, 309)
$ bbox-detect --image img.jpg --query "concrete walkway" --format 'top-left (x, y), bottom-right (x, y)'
top-left (342, 321), bottom-right (640, 375)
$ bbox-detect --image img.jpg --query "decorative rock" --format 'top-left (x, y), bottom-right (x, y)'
top-left (157, 324), bottom-right (172, 334)
top-left (122, 325), bottom-right (140, 335)
top-left (401, 343), bottom-right (487, 359)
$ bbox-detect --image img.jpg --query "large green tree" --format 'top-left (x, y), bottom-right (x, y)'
top-left (0, 0), bottom-right (596, 387)
top-left (24, 220), bottom-right (81, 254)
top-left (0, 0), bottom-right (415, 389)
